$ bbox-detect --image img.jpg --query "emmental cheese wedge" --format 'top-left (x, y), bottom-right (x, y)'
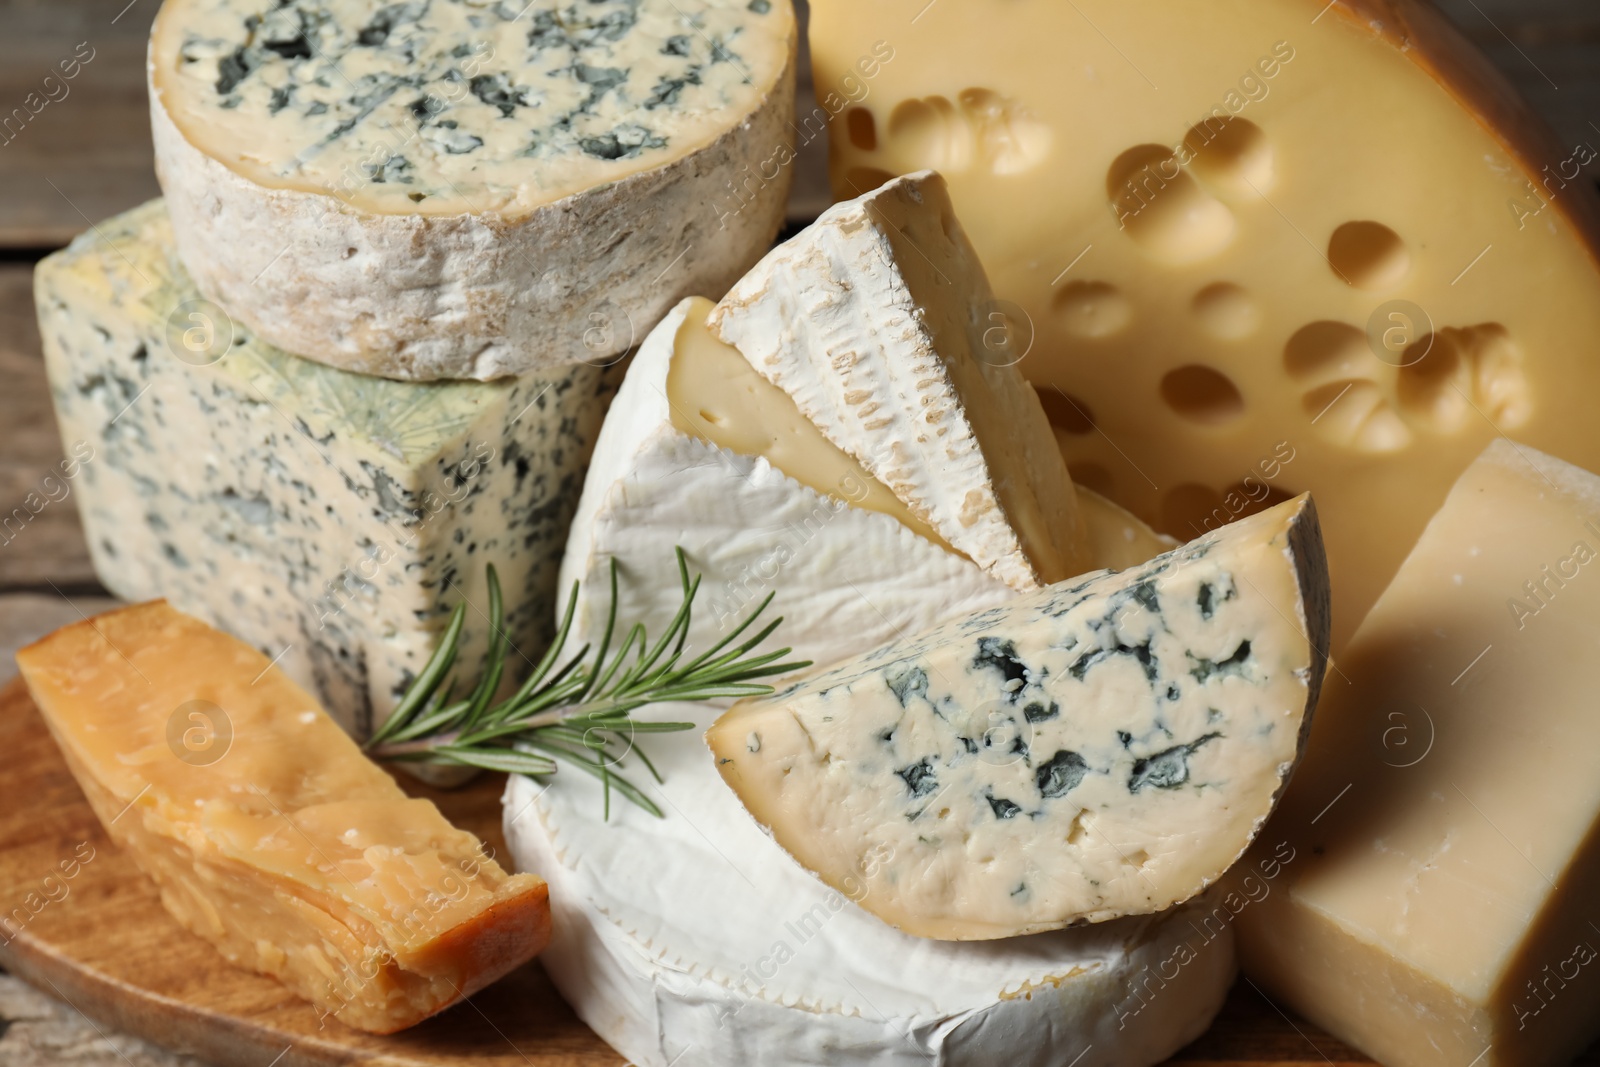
top-left (809, 0), bottom-right (1600, 648)
top-left (149, 0), bottom-right (797, 380)
top-left (1238, 441), bottom-right (1600, 1067)
top-left (15, 601), bottom-right (551, 1034)
top-left (709, 495), bottom-right (1329, 940)
top-left (710, 171), bottom-right (1090, 590)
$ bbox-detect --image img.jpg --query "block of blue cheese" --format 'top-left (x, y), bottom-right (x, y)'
top-left (34, 199), bottom-right (619, 739)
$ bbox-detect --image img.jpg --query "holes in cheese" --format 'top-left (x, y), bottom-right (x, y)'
top-left (664, 296), bottom-right (951, 551)
top-left (885, 91), bottom-right (1051, 177)
top-left (1106, 144), bottom-right (1236, 264)
top-left (1326, 220), bottom-right (1412, 290)
top-left (1037, 387), bottom-right (1097, 435)
top-left (708, 495), bottom-right (1329, 940)
top-left (1191, 282), bottom-right (1261, 340)
top-left (809, 0), bottom-right (1600, 649)
top-left (1053, 280), bottom-right (1133, 338)
top-left (15, 601), bottom-right (551, 1035)
top-left (1182, 116), bottom-right (1275, 197)
top-left (1159, 364), bottom-right (1246, 426)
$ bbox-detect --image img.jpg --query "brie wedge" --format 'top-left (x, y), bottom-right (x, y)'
top-left (710, 171), bottom-right (1088, 590)
top-left (559, 296), bottom-right (1015, 672)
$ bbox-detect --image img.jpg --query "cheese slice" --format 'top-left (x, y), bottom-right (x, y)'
top-left (35, 200), bottom-right (616, 741)
top-left (708, 495), bottom-right (1329, 939)
top-left (1237, 441), bottom-right (1600, 1067)
top-left (710, 171), bottom-right (1089, 591)
top-left (808, 0), bottom-right (1600, 647)
top-left (149, 0), bottom-right (797, 379)
top-left (503, 700), bottom-right (1234, 1067)
top-left (15, 601), bottom-right (550, 1035)
top-left (561, 296), bottom-right (1014, 671)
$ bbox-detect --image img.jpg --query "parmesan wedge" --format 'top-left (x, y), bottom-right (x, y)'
top-left (16, 601), bottom-right (551, 1034)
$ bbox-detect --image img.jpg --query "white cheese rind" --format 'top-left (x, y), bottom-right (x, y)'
top-left (560, 298), bottom-right (1014, 670)
top-left (709, 496), bottom-right (1330, 939)
top-left (708, 171), bottom-right (1088, 590)
top-left (149, 0), bottom-right (797, 380)
top-left (503, 702), bottom-right (1234, 1067)
top-left (34, 199), bottom-right (617, 738)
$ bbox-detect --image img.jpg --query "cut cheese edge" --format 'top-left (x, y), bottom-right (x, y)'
top-left (34, 199), bottom-right (616, 743)
top-left (503, 701), bottom-right (1234, 1067)
top-left (808, 0), bottom-right (1600, 648)
top-left (709, 495), bottom-right (1330, 939)
top-left (560, 296), bottom-right (1014, 671)
top-left (709, 171), bottom-right (1089, 591)
top-left (562, 296), bottom-right (1170, 672)
top-left (16, 601), bottom-right (550, 1034)
top-left (149, 0), bottom-right (797, 378)
top-left (1238, 440), bottom-right (1600, 1067)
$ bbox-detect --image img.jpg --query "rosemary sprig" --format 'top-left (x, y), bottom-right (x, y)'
top-left (367, 549), bottom-right (809, 818)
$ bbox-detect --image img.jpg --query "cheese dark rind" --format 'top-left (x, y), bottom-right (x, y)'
top-left (709, 495), bottom-right (1330, 940)
top-left (34, 199), bottom-right (617, 740)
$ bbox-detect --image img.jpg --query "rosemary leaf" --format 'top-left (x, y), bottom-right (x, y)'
top-left (365, 552), bottom-right (809, 819)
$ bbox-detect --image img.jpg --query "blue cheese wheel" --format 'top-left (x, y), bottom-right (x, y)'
top-left (149, 0), bottom-right (797, 380)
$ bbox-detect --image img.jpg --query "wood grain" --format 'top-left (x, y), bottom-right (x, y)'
top-left (0, 263), bottom-right (98, 590)
top-left (0, 0), bottom-right (162, 250)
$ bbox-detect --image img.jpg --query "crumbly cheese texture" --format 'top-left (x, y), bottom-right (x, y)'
top-left (17, 602), bottom-right (550, 1035)
top-left (151, 0), bottom-right (791, 215)
top-left (560, 296), bottom-right (1014, 672)
top-left (148, 0), bottom-right (796, 379)
top-left (1238, 441), bottom-right (1600, 1067)
top-left (35, 200), bottom-right (616, 740)
top-left (710, 171), bottom-right (1089, 591)
top-left (503, 700), bottom-right (1233, 1067)
top-left (809, 0), bottom-right (1600, 648)
top-left (709, 496), bottom-right (1330, 940)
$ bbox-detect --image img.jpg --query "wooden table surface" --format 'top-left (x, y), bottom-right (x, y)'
top-left (2, 0), bottom-right (1599, 1063)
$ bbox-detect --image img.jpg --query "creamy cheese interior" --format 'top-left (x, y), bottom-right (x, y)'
top-left (151, 0), bottom-right (793, 215)
top-left (665, 297), bottom-right (952, 550)
top-left (666, 296), bottom-right (1173, 571)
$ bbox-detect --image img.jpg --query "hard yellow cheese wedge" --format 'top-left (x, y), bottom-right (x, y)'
top-left (1238, 440), bottom-right (1600, 1067)
top-left (15, 601), bottom-right (551, 1034)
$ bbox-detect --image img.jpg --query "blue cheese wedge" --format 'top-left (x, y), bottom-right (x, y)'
top-left (149, 0), bottom-right (796, 380)
top-left (34, 199), bottom-right (617, 739)
top-left (708, 495), bottom-right (1330, 939)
